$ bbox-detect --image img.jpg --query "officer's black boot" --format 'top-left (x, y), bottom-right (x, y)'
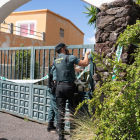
top-left (47, 121), bottom-right (56, 132)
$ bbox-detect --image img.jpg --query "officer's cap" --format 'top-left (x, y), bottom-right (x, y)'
top-left (55, 43), bottom-right (68, 52)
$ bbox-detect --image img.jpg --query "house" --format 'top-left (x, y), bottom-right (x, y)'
top-left (1, 9), bottom-right (84, 46)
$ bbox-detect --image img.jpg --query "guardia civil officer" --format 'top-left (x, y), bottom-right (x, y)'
top-left (47, 48), bottom-right (72, 132)
top-left (53, 43), bottom-right (90, 140)
top-left (47, 65), bottom-right (58, 132)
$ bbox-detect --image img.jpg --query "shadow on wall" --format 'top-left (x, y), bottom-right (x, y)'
top-left (0, 139), bottom-right (8, 140)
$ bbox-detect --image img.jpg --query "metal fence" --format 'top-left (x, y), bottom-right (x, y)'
top-left (0, 22), bottom-right (45, 41)
top-left (0, 45), bottom-right (94, 126)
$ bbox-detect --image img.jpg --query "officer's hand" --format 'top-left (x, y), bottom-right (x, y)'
top-left (85, 51), bottom-right (90, 55)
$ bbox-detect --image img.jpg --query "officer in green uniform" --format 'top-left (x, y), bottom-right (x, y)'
top-left (53, 43), bottom-right (90, 140)
top-left (47, 66), bottom-right (58, 132)
top-left (47, 49), bottom-right (72, 132)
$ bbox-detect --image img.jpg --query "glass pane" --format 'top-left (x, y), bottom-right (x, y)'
top-left (30, 23), bottom-right (34, 35)
top-left (20, 24), bottom-right (28, 36)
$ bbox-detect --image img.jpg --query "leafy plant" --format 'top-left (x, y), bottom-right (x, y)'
top-left (116, 20), bottom-right (140, 47)
top-left (73, 48), bottom-right (140, 139)
top-left (83, 5), bottom-right (97, 28)
top-left (15, 44), bottom-right (39, 79)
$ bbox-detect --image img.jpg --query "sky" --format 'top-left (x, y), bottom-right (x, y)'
top-left (14, 0), bottom-right (96, 45)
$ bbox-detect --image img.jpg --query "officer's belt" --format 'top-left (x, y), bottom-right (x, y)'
top-left (58, 81), bottom-right (74, 85)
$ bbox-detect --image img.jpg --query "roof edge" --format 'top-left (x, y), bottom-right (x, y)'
top-left (11, 9), bottom-right (85, 35)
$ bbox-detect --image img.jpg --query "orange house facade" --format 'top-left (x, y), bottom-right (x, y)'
top-left (1, 9), bottom-right (84, 47)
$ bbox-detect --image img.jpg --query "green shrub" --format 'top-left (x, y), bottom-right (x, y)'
top-left (15, 45), bottom-right (39, 79)
top-left (73, 48), bottom-right (140, 139)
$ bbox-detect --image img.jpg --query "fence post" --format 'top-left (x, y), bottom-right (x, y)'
top-left (29, 47), bottom-right (35, 118)
top-left (42, 32), bottom-right (45, 41)
top-left (9, 23), bottom-right (13, 34)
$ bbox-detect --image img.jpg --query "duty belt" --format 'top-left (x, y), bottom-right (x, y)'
top-left (58, 81), bottom-right (74, 86)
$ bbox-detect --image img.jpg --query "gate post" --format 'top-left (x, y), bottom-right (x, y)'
top-left (28, 47), bottom-right (35, 118)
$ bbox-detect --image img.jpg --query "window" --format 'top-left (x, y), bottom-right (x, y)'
top-left (16, 20), bottom-right (36, 38)
top-left (60, 28), bottom-right (64, 37)
top-left (20, 23), bottom-right (35, 36)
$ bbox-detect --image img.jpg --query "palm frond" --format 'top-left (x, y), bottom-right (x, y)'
top-left (83, 5), bottom-right (97, 28)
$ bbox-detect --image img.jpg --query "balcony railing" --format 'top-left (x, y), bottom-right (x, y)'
top-left (0, 22), bottom-right (45, 41)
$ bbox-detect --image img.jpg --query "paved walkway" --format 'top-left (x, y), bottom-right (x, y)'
top-left (0, 112), bottom-right (70, 140)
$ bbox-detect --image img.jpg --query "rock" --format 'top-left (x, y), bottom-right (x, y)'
top-left (97, 11), bottom-right (106, 17)
top-left (100, 3), bottom-right (109, 11)
top-left (102, 72), bottom-right (110, 80)
top-left (106, 7), bottom-right (121, 15)
top-left (105, 41), bottom-right (110, 46)
top-left (121, 52), bottom-right (134, 64)
top-left (94, 43), bottom-right (108, 54)
top-left (115, 8), bottom-right (130, 18)
top-left (122, 23), bottom-right (127, 27)
top-left (109, 41), bottom-right (114, 48)
top-left (126, 16), bottom-right (133, 24)
top-left (116, 27), bottom-right (124, 33)
top-left (113, 0), bottom-right (133, 7)
top-left (130, 9), bottom-right (138, 17)
top-left (104, 48), bottom-right (112, 56)
top-left (101, 32), bottom-right (110, 42)
top-left (96, 15), bottom-right (115, 29)
top-left (102, 47), bottom-right (111, 54)
top-left (109, 32), bottom-right (119, 42)
top-left (114, 17), bottom-right (126, 27)
top-left (104, 23), bottom-right (117, 31)
top-left (121, 53), bottom-right (129, 63)
top-left (96, 66), bottom-right (107, 72)
top-left (93, 73), bottom-right (101, 81)
top-left (107, 0), bottom-right (133, 8)
top-left (95, 29), bottom-right (103, 43)
top-left (104, 41), bottom-right (114, 49)
top-left (125, 5), bottom-right (132, 9)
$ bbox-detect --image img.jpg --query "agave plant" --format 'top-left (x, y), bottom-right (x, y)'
top-left (83, 5), bottom-right (97, 28)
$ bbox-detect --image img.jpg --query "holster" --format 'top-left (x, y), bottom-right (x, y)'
top-left (50, 82), bottom-right (57, 94)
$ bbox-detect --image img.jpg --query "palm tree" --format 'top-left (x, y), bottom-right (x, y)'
top-left (84, 5), bottom-right (97, 28)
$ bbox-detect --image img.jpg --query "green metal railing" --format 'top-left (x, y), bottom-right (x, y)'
top-left (0, 44), bottom-right (94, 125)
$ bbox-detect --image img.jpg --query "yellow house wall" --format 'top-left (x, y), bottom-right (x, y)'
top-left (45, 10), bottom-right (84, 46)
top-left (0, 31), bottom-right (46, 48)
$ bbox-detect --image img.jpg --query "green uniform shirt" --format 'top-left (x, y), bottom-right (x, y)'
top-left (52, 53), bottom-right (80, 82)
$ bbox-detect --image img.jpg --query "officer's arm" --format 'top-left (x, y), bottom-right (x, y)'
top-left (77, 51), bottom-right (90, 66)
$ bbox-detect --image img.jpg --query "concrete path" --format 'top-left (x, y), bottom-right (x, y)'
top-left (0, 112), bottom-right (70, 140)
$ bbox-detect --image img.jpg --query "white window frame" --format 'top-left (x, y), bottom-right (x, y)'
top-left (16, 20), bottom-right (37, 38)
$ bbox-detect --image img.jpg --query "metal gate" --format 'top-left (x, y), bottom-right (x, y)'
top-left (0, 45), bottom-right (94, 127)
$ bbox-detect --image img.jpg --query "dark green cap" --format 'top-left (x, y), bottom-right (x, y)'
top-left (55, 43), bottom-right (68, 52)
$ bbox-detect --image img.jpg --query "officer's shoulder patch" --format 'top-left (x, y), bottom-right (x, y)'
top-left (55, 57), bottom-right (63, 61)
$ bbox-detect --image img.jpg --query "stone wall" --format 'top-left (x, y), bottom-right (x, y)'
top-left (93, 0), bottom-right (140, 87)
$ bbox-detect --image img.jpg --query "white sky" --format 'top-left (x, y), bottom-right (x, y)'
top-left (81, 0), bottom-right (137, 8)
